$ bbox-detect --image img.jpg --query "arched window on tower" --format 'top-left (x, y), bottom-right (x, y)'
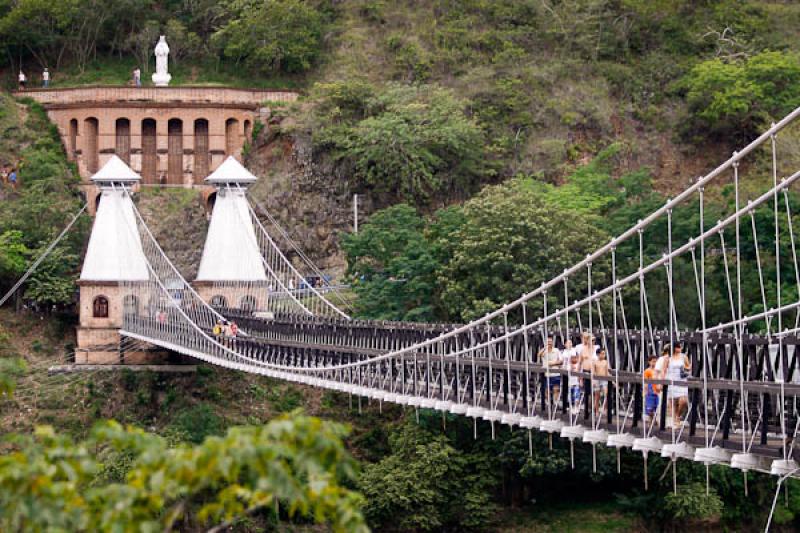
top-left (93, 295), bottom-right (109, 318)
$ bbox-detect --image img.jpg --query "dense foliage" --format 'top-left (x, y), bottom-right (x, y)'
top-left (312, 82), bottom-right (489, 203)
top-left (684, 51), bottom-right (800, 140)
top-left (0, 96), bottom-right (88, 306)
top-left (0, 415), bottom-right (366, 532)
top-left (212, 0), bottom-right (326, 74)
top-left (344, 148), bottom-right (653, 323)
top-left (0, 0), bottom-right (333, 77)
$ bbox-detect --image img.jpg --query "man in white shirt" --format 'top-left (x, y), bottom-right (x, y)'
top-left (539, 336), bottom-right (562, 409)
top-left (42, 68), bottom-right (49, 88)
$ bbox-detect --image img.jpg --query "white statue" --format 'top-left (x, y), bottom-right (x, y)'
top-left (151, 35), bottom-right (172, 86)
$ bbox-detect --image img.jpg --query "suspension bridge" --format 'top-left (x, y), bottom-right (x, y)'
top-left (8, 106), bottom-right (800, 514)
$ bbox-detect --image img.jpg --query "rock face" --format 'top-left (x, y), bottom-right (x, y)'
top-left (135, 188), bottom-right (208, 280)
top-left (245, 121), bottom-right (369, 277)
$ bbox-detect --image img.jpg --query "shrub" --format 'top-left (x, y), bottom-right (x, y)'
top-left (683, 51), bottom-right (800, 140)
top-left (312, 82), bottom-right (489, 203)
top-left (170, 403), bottom-right (225, 444)
top-left (663, 482), bottom-right (723, 522)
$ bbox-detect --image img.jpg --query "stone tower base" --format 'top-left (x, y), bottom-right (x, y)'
top-left (76, 326), bottom-right (170, 364)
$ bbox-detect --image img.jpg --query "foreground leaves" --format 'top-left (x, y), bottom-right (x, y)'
top-left (0, 413), bottom-right (368, 532)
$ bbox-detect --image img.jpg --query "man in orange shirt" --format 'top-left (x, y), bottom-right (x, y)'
top-left (644, 355), bottom-right (659, 423)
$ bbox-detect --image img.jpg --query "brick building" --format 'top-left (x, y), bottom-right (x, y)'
top-left (18, 86), bottom-right (298, 213)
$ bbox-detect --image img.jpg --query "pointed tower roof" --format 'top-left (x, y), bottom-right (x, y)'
top-left (196, 188), bottom-right (267, 282)
top-left (90, 155), bottom-right (141, 185)
top-left (81, 157), bottom-right (148, 281)
top-left (205, 156), bottom-right (258, 185)
top-left (80, 189), bottom-right (149, 281)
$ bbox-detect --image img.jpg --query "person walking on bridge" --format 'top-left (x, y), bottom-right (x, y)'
top-left (666, 344), bottom-right (690, 428)
top-left (538, 336), bottom-right (561, 413)
top-left (42, 68), bottom-right (49, 88)
top-left (578, 332), bottom-right (598, 419)
top-left (18, 71), bottom-right (26, 90)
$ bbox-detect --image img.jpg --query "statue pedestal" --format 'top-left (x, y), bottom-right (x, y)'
top-left (152, 72), bottom-right (171, 87)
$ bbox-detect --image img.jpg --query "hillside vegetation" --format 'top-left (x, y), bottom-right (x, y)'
top-left (3, 0), bottom-right (800, 531)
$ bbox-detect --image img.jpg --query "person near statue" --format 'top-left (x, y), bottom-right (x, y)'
top-left (132, 67), bottom-right (141, 87)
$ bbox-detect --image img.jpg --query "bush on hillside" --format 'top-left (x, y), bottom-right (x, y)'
top-left (312, 81), bottom-right (490, 203)
top-left (683, 51), bottom-right (800, 140)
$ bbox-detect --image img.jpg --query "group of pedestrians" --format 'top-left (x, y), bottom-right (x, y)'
top-left (15, 66), bottom-right (143, 89)
top-left (17, 68), bottom-right (49, 90)
top-left (0, 167), bottom-right (18, 191)
top-left (644, 344), bottom-right (691, 428)
top-left (538, 332), bottom-right (610, 417)
top-left (538, 333), bottom-right (691, 427)
top-left (212, 319), bottom-right (238, 338)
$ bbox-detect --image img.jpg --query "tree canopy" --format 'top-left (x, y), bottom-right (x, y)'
top-left (0, 415), bottom-right (367, 532)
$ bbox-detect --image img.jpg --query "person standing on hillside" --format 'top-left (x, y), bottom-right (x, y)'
top-left (8, 169), bottom-right (17, 190)
top-left (18, 71), bottom-right (26, 90)
top-left (42, 68), bottom-right (49, 88)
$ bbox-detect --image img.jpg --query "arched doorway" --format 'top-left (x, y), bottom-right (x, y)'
top-left (225, 118), bottom-right (239, 158)
top-left (194, 118), bottom-right (209, 182)
top-left (206, 191), bottom-right (217, 213)
top-left (69, 119), bottom-right (78, 158)
top-left (168, 118), bottom-right (183, 185)
top-left (141, 118), bottom-right (157, 184)
top-left (115, 118), bottom-right (131, 164)
top-left (84, 117), bottom-right (99, 173)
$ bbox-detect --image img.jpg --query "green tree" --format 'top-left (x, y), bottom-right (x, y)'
top-left (359, 421), bottom-right (496, 531)
top-left (0, 231), bottom-right (29, 286)
top-left (683, 51), bottom-right (800, 139)
top-left (313, 82), bottom-right (489, 203)
top-left (439, 178), bottom-right (608, 321)
top-left (213, 0), bottom-right (325, 74)
top-left (343, 204), bottom-right (442, 321)
top-left (0, 415), bottom-right (367, 532)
